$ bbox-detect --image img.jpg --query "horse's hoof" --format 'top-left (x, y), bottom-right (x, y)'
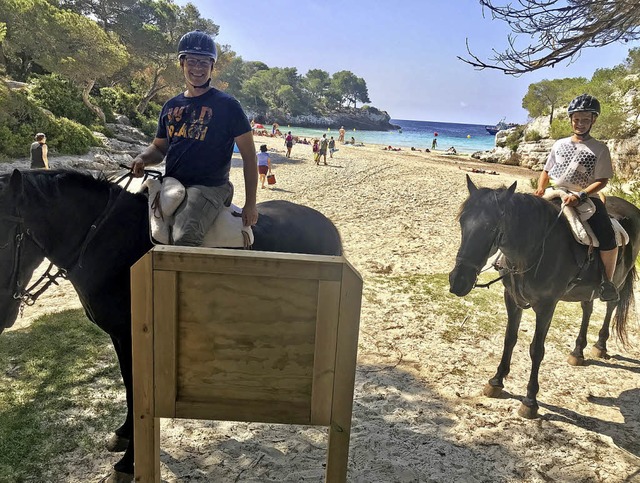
top-left (99, 471), bottom-right (133, 483)
top-left (590, 346), bottom-right (608, 359)
top-left (106, 433), bottom-right (129, 452)
top-left (567, 354), bottom-right (585, 366)
top-left (518, 403), bottom-right (539, 419)
top-left (483, 383), bottom-right (503, 398)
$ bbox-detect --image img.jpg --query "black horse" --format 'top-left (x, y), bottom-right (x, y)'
top-left (449, 175), bottom-right (640, 419)
top-left (0, 169), bottom-right (342, 480)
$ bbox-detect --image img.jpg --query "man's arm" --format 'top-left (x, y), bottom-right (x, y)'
top-left (131, 138), bottom-right (168, 177)
top-left (42, 144), bottom-right (49, 169)
top-left (235, 131), bottom-right (258, 226)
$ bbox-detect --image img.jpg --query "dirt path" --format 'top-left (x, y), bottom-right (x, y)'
top-left (5, 143), bottom-right (640, 482)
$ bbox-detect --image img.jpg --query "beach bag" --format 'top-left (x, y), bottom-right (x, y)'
top-left (267, 172), bottom-right (276, 185)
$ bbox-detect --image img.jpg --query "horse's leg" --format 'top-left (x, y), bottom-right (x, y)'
top-left (591, 300), bottom-right (616, 359)
top-left (568, 301), bottom-right (593, 366)
top-left (105, 334), bottom-right (133, 453)
top-left (519, 301), bottom-right (556, 419)
top-left (110, 331), bottom-right (135, 477)
top-left (484, 289), bottom-right (523, 398)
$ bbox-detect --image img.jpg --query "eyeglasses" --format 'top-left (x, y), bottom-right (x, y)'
top-left (185, 58), bottom-right (213, 68)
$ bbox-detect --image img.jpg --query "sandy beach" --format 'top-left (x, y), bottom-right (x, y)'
top-left (5, 138), bottom-right (640, 482)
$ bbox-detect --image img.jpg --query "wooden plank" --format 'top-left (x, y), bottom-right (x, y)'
top-left (153, 247), bottom-right (343, 281)
top-left (326, 264), bottom-right (363, 483)
top-left (175, 399), bottom-right (311, 425)
top-left (174, 272), bottom-right (317, 420)
top-left (131, 252), bottom-right (161, 482)
top-left (310, 281), bottom-right (341, 426)
top-left (153, 270), bottom-right (177, 418)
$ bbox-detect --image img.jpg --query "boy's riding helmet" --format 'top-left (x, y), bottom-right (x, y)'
top-left (567, 94), bottom-right (601, 116)
top-left (178, 30), bottom-right (217, 63)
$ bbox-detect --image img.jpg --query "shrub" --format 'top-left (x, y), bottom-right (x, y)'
top-left (0, 85), bottom-right (51, 158)
top-left (550, 118), bottom-right (572, 139)
top-left (29, 74), bottom-right (97, 126)
top-left (524, 129), bottom-right (542, 142)
top-left (46, 117), bottom-right (100, 155)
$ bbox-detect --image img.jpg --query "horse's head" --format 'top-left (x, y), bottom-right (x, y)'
top-left (449, 175), bottom-right (516, 296)
top-left (0, 170), bottom-right (46, 332)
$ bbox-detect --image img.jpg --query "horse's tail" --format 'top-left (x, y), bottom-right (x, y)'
top-left (614, 265), bottom-right (636, 347)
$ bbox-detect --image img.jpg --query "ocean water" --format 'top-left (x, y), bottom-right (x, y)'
top-left (273, 119), bottom-right (497, 154)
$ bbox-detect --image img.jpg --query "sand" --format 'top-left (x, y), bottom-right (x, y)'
top-left (4, 139), bottom-right (640, 482)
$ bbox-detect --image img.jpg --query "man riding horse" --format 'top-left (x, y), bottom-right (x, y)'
top-left (534, 94), bottom-right (619, 302)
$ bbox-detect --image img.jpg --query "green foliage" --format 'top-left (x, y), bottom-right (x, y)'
top-left (524, 129), bottom-right (542, 142)
top-left (0, 83), bottom-right (50, 158)
top-left (0, 310), bottom-right (122, 481)
top-left (608, 175), bottom-right (640, 207)
top-left (46, 117), bottom-right (100, 155)
top-left (504, 125), bottom-right (525, 151)
top-left (99, 86), bottom-right (156, 134)
top-left (549, 117), bottom-right (572, 139)
top-left (29, 74), bottom-right (97, 125)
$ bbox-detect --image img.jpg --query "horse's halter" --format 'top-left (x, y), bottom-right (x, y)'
top-left (0, 209), bottom-right (67, 312)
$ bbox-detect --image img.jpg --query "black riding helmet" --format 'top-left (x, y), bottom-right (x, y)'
top-left (567, 94), bottom-right (601, 117)
top-left (178, 30), bottom-right (217, 63)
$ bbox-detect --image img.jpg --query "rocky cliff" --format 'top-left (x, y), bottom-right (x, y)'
top-left (247, 107), bottom-right (399, 131)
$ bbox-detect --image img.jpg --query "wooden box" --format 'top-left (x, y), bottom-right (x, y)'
top-left (131, 246), bottom-right (362, 482)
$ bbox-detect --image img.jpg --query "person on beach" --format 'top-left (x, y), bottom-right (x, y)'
top-left (257, 144), bottom-right (272, 189)
top-left (30, 132), bottom-right (49, 169)
top-left (319, 134), bottom-right (328, 165)
top-left (328, 136), bottom-right (336, 158)
top-left (312, 139), bottom-right (320, 164)
top-left (338, 126), bottom-right (345, 143)
top-left (445, 146), bottom-right (457, 154)
top-left (534, 94), bottom-right (618, 302)
top-left (130, 30), bottom-right (258, 246)
top-left (285, 131), bottom-right (293, 158)
top-left (432, 137), bottom-right (438, 150)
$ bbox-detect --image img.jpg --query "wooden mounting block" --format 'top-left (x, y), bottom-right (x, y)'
top-left (131, 246), bottom-right (362, 482)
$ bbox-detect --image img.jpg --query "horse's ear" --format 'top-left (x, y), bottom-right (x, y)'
top-left (8, 169), bottom-right (24, 197)
top-left (507, 180), bottom-right (517, 195)
top-left (466, 174), bottom-right (478, 194)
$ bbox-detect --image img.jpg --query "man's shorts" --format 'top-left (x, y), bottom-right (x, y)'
top-left (258, 165), bottom-right (269, 175)
top-left (172, 183), bottom-right (233, 247)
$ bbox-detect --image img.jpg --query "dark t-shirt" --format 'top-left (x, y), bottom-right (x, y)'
top-left (156, 88), bottom-right (251, 187)
top-left (30, 142), bottom-right (45, 168)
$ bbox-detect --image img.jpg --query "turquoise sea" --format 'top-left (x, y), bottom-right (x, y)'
top-left (275, 119), bottom-right (497, 155)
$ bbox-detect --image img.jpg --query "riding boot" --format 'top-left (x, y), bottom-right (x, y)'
top-left (599, 280), bottom-right (619, 302)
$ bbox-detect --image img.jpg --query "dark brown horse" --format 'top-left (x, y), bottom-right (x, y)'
top-left (449, 175), bottom-right (640, 418)
top-left (0, 169), bottom-right (342, 480)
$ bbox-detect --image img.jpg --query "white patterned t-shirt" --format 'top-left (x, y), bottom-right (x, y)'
top-left (544, 137), bottom-right (613, 191)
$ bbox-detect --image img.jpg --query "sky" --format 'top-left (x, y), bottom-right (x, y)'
top-left (178, 0), bottom-right (639, 125)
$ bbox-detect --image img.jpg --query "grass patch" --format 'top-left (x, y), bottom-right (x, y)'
top-left (370, 272), bottom-right (611, 348)
top-left (0, 309), bottom-right (122, 481)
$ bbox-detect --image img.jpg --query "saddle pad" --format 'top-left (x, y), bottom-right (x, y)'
top-left (142, 178), bottom-right (254, 248)
top-left (543, 188), bottom-right (628, 247)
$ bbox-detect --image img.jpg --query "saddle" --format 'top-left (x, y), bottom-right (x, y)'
top-left (543, 188), bottom-right (628, 248)
top-left (142, 177), bottom-right (254, 248)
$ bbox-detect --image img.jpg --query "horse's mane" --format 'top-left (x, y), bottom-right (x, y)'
top-left (458, 186), bottom-right (559, 223)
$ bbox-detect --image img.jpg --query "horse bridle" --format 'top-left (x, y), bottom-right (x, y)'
top-left (0, 210), bottom-right (67, 312)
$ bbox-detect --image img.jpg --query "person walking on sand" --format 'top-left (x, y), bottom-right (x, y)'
top-left (338, 126), bottom-right (345, 143)
top-left (285, 131), bottom-right (293, 158)
top-left (328, 136), bottom-right (336, 158)
top-left (30, 132), bottom-right (49, 169)
top-left (131, 30), bottom-right (258, 246)
top-left (319, 134), bottom-right (328, 165)
top-left (312, 139), bottom-right (320, 165)
top-left (257, 144), bottom-right (272, 189)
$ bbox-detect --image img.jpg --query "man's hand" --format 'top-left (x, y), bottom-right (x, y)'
top-left (242, 203), bottom-right (258, 227)
top-left (131, 158), bottom-right (145, 178)
top-left (534, 187), bottom-right (545, 197)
